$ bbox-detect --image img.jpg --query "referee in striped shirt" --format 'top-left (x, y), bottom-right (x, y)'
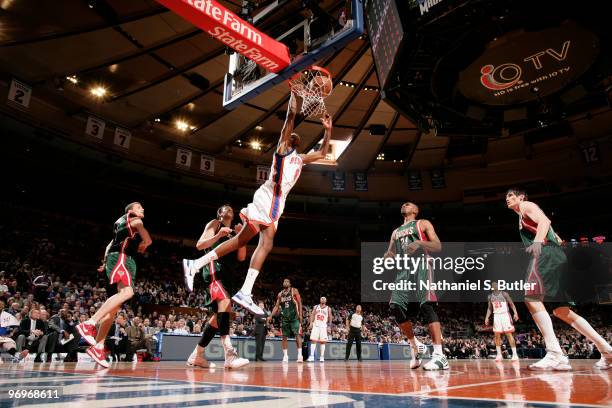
top-left (344, 305), bottom-right (363, 361)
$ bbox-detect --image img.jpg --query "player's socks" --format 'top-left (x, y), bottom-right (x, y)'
top-left (495, 346), bottom-right (502, 358)
top-left (532, 311), bottom-right (563, 353)
top-left (309, 343), bottom-right (316, 360)
top-left (282, 348), bottom-right (288, 362)
top-left (193, 250), bottom-right (218, 271)
top-left (432, 344), bottom-right (443, 356)
top-left (240, 268), bottom-right (259, 296)
top-left (570, 316), bottom-right (612, 353)
top-left (95, 341), bottom-right (104, 350)
top-left (320, 344), bottom-right (326, 361)
top-left (511, 346), bottom-right (518, 359)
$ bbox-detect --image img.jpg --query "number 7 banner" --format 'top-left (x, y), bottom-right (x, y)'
top-left (155, 0), bottom-right (290, 73)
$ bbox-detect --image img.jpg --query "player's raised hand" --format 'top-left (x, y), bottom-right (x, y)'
top-left (321, 113), bottom-right (332, 130)
top-left (218, 226), bottom-right (233, 237)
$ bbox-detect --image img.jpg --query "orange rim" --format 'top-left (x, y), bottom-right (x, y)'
top-left (288, 65), bottom-right (333, 89)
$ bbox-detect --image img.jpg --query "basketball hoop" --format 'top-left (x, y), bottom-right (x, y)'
top-left (288, 66), bottom-right (333, 118)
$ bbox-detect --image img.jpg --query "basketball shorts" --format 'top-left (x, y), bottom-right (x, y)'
top-left (310, 325), bottom-right (329, 343)
top-left (239, 183), bottom-right (282, 231)
top-left (281, 319), bottom-right (302, 338)
top-left (525, 245), bottom-right (567, 300)
top-left (201, 261), bottom-right (233, 312)
top-left (105, 252), bottom-right (136, 287)
top-left (493, 313), bottom-right (515, 334)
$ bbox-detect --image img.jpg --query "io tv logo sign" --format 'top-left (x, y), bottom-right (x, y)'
top-left (479, 41), bottom-right (570, 91)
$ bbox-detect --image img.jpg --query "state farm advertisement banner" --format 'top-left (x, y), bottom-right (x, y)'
top-left (156, 0), bottom-right (290, 72)
top-left (458, 22), bottom-right (599, 106)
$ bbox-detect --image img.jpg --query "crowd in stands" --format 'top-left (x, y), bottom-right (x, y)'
top-left (1, 205), bottom-right (610, 363)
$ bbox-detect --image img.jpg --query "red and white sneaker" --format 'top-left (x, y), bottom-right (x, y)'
top-left (86, 346), bottom-right (110, 368)
top-left (76, 322), bottom-right (97, 346)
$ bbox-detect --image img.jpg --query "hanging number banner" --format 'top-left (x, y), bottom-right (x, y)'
top-left (7, 79), bottom-right (32, 109)
top-left (113, 127), bottom-right (131, 150)
top-left (85, 116), bottom-right (106, 140)
top-left (200, 154), bottom-right (215, 175)
top-left (176, 148), bottom-right (193, 169)
top-left (256, 166), bottom-right (270, 184)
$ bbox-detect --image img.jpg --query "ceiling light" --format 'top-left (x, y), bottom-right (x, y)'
top-left (66, 75), bottom-right (78, 84)
top-left (187, 103), bottom-right (196, 111)
top-left (109, 64), bottom-right (119, 73)
top-left (90, 86), bottom-right (107, 98)
top-left (154, 118), bottom-right (161, 123)
top-left (250, 140), bottom-right (261, 150)
top-left (176, 120), bottom-right (189, 131)
top-left (190, 126), bottom-right (197, 131)
top-left (255, 125), bottom-right (263, 131)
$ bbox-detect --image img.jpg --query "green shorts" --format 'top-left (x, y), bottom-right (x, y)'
top-left (281, 319), bottom-right (301, 338)
top-left (525, 245), bottom-right (567, 301)
top-left (105, 252), bottom-right (136, 287)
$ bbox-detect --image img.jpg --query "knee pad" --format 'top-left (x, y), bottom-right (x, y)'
top-left (390, 303), bottom-right (409, 324)
top-left (217, 312), bottom-right (230, 336)
top-left (420, 303), bottom-right (439, 324)
top-left (198, 323), bottom-right (218, 348)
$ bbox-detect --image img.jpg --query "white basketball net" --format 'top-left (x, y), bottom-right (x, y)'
top-left (288, 68), bottom-right (333, 118)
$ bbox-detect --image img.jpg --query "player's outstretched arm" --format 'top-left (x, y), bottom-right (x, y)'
top-left (300, 114), bottom-right (333, 164)
top-left (131, 219), bottom-right (152, 253)
top-left (277, 92), bottom-right (302, 154)
top-left (484, 296), bottom-right (492, 326)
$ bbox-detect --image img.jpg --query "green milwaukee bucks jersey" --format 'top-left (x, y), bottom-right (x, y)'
top-left (519, 213), bottom-right (560, 246)
top-left (108, 213), bottom-right (140, 256)
top-left (279, 288), bottom-right (298, 321)
top-left (393, 220), bottom-right (422, 255)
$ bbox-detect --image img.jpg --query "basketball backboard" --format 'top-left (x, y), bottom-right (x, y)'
top-left (223, 0), bottom-right (364, 109)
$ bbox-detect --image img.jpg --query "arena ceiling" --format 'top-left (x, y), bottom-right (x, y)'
top-left (0, 0), bottom-right (610, 182)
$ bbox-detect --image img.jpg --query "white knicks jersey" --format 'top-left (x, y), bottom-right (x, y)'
top-left (314, 305), bottom-right (329, 328)
top-left (490, 292), bottom-right (509, 314)
top-left (265, 149), bottom-right (303, 219)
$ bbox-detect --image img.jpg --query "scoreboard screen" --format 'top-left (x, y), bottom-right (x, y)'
top-left (365, 0), bottom-right (403, 89)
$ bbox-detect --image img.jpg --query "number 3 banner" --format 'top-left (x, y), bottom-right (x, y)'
top-left (85, 116), bottom-right (106, 140)
top-left (113, 127), bottom-right (131, 150)
top-left (176, 147), bottom-right (193, 169)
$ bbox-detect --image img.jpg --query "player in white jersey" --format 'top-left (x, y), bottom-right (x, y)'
top-left (485, 281), bottom-right (519, 361)
top-left (183, 92), bottom-right (332, 315)
top-left (307, 297), bottom-right (331, 362)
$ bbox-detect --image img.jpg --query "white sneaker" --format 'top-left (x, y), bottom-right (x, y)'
top-left (187, 354), bottom-right (216, 369)
top-left (307, 356), bottom-right (314, 362)
top-left (182, 259), bottom-right (196, 292)
top-left (319, 357), bottom-right (325, 362)
top-left (231, 291), bottom-right (264, 315)
top-left (297, 354), bottom-right (303, 363)
top-left (528, 352), bottom-right (572, 371)
top-left (594, 351), bottom-right (611, 369)
top-left (511, 354), bottom-right (519, 361)
top-left (495, 354), bottom-right (502, 362)
top-left (423, 354), bottom-right (449, 371)
top-left (410, 343), bottom-right (427, 369)
top-left (224, 349), bottom-right (249, 369)
top-left (282, 354), bottom-right (289, 363)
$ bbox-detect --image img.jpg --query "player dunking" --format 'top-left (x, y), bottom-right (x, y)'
top-left (183, 92), bottom-right (332, 315)
top-left (385, 202), bottom-right (448, 370)
top-left (76, 202), bottom-right (152, 368)
top-left (185, 204), bottom-right (249, 369)
top-left (506, 188), bottom-right (612, 370)
top-left (268, 278), bottom-right (303, 363)
top-left (307, 297), bottom-right (331, 362)
top-left (484, 281), bottom-right (519, 361)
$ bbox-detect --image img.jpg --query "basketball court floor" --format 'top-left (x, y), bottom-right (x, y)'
top-left (1, 360), bottom-right (610, 407)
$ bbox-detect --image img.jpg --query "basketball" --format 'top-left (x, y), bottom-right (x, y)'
top-left (310, 75), bottom-right (333, 97)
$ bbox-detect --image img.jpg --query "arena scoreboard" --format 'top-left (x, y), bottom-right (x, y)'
top-left (364, 0), bottom-right (403, 89)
